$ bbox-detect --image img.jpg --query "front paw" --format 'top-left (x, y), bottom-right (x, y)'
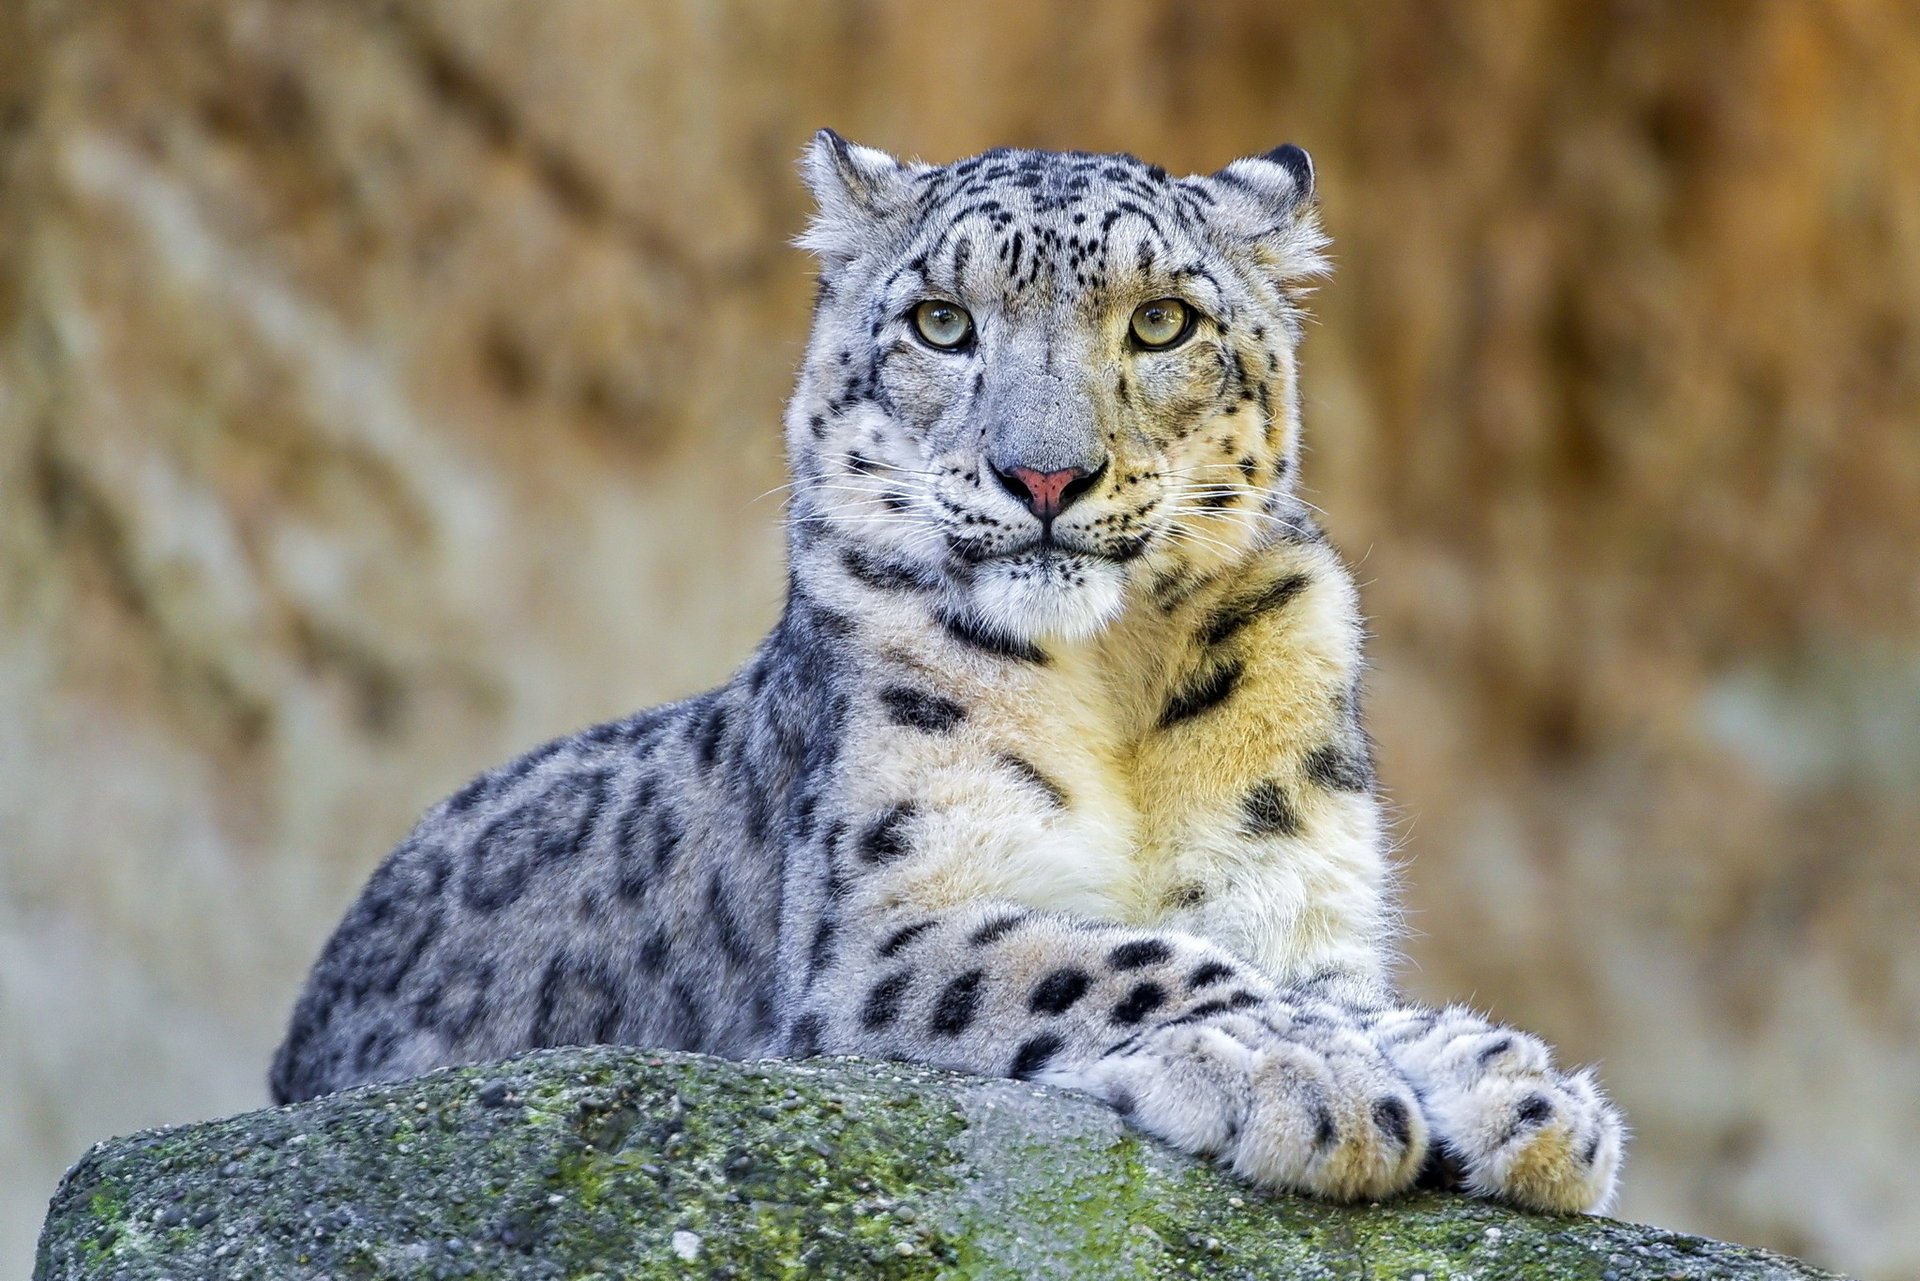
top-left (1392, 1010), bottom-right (1625, 1214)
top-left (1046, 1007), bottom-right (1427, 1203)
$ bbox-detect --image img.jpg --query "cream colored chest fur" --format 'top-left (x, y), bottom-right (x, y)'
top-left (845, 546), bottom-right (1390, 984)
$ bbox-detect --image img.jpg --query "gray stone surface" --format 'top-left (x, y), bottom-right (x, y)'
top-left (35, 1048), bottom-right (1846, 1280)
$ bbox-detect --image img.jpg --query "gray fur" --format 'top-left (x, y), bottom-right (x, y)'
top-left (274, 134), bottom-right (1623, 1214)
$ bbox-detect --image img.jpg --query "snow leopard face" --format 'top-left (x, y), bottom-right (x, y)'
top-left (788, 132), bottom-right (1329, 644)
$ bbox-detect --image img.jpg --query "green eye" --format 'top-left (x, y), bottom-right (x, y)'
top-left (1129, 298), bottom-right (1194, 349)
top-left (911, 300), bottom-right (974, 350)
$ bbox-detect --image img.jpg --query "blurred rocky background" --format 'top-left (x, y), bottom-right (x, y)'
top-left (1, 2), bottom-right (1915, 1277)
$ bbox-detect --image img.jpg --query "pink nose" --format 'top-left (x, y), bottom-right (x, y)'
top-left (995, 464), bottom-right (1097, 521)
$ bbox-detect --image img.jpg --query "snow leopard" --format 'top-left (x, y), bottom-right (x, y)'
top-left (272, 131), bottom-right (1625, 1214)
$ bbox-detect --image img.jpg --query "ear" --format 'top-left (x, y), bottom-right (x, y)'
top-left (1196, 143), bottom-right (1329, 280)
top-left (796, 128), bottom-right (914, 261)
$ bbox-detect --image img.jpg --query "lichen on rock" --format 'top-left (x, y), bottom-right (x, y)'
top-left (34, 1048), bottom-right (1845, 1279)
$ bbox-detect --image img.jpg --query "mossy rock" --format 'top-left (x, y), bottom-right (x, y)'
top-left (35, 1047), bottom-right (1843, 1279)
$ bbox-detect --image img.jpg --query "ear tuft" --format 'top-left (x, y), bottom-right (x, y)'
top-left (797, 129), bottom-right (913, 261)
top-left (1211, 144), bottom-right (1316, 217)
top-left (1197, 143), bottom-right (1328, 280)
top-left (1261, 144), bottom-right (1314, 206)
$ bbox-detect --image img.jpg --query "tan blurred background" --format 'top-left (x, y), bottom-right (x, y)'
top-left (3, 1), bottom-right (1917, 1276)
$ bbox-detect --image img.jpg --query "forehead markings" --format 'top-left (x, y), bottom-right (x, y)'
top-left (873, 151), bottom-right (1257, 330)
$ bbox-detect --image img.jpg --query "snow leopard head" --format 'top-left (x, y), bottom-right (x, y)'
top-left (788, 131), bottom-right (1328, 644)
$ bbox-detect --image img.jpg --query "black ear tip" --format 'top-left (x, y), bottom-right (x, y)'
top-left (1264, 144), bottom-right (1315, 199)
top-left (815, 127), bottom-right (849, 154)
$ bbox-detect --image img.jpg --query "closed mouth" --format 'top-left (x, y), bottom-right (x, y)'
top-left (945, 526), bottom-right (1151, 567)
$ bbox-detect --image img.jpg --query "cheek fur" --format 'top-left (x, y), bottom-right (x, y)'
top-left (1130, 343), bottom-right (1233, 444)
top-left (878, 346), bottom-right (975, 436)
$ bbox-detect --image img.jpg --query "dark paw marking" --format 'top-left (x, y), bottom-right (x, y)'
top-left (1011, 1031), bottom-right (1066, 1079)
top-left (1187, 960), bottom-right (1235, 990)
top-left (1515, 1093), bottom-right (1555, 1130)
top-left (1108, 939), bottom-right (1172, 970)
top-left (877, 919), bottom-right (937, 957)
top-left (1312, 1101), bottom-right (1339, 1151)
top-left (929, 969), bottom-right (986, 1036)
top-left (1110, 981), bottom-right (1167, 1026)
top-left (1029, 967), bottom-right (1092, 1015)
top-left (970, 912), bottom-right (1029, 946)
top-left (1371, 1096), bottom-right (1414, 1148)
top-left (861, 971), bottom-right (912, 1031)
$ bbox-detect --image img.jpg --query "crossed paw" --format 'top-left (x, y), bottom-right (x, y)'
top-left (1046, 999), bottom-right (1623, 1213)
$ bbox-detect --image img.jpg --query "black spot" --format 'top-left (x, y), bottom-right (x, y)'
top-left (694, 702), bottom-right (728, 769)
top-left (1158, 659), bottom-right (1244, 728)
top-left (1305, 744), bottom-right (1374, 793)
top-left (862, 971), bottom-right (913, 1030)
top-left (1580, 1131), bottom-right (1604, 1166)
top-left (1199, 574), bottom-right (1310, 647)
top-left (446, 737), bottom-right (567, 814)
top-left (461, 806), bottom-right (542, 913)
top-left (353, 1027), bottom-right (396, 1073)
top-left (707, 871), bottom-right (754, 966)
top-left (858, 803), bottom-right (918, 863)
top-left (1515, 1094), bottom-right (1555, 1129)
top-left (1187, 960), bottom-right (1235, 990)
top-left (530, 950), bottom-right (624, 1048)
top-left (1476, 1036), bottom-right (1514, 1066)
top-left (665, 981), bottom-right (706, 1049)
top-left (636, 930), bottom-right (670, 974)
top-left (1111, 981), bottom-right (1167, 1025)
top-left (1011, 1031), bottom-right (1066, 1079)
top-left (998, 754), bottom-right (1067, 807)
top-left (411, 955), bottom-right (492, 1039)
top-left (841, 545), bottom-right (934, 592)
top-left (1108, 939), bottom-right (1171, 970)
top-left (1164, 997), bottom-right (1232, 1026)
top-left (1372, 1097), bottom-right (1414, 1147)
top-left (807, 914), bottom-right (837, 979)
top-left (1110, 1086), bottom-right (1137, 1118)
top-left (940, 610), bottom-right (1048, 664)
top-left (1029, 968), bottom-right (1092, 1015)
top-left (929, 970), bottom-right (986, 1036)
top-left (878, 919), bottom-right (936, 957)
top-left (788, 1013), bottom-right (824, 1058)
top-left (970, 912), bottom-right (1028, 946)
top-left (1242, 780), bottom-right (1300, 837)
top-left (880, 685), bottom-right (968, 734)
top-left (651, 805), bottom-right (684, 869)
top-left (1313, 1102), bottom-right (1339, 1150)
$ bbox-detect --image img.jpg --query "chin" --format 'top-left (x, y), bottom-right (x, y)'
top-left (966, 551), bottom-right (1129, 645)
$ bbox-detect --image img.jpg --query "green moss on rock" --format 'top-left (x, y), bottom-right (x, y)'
top-left (34, 1048), bottom-right (1846, 1280)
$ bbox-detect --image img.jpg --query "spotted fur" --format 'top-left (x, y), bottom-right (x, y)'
top-left (272, 132), bottom-right (1623, 1215)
